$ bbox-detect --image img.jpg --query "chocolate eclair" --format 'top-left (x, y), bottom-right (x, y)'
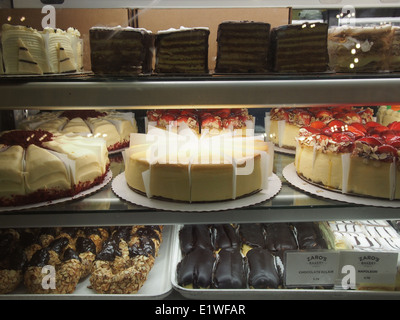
top-left (213, 248), bottom-right (246, 289)
top-left (177, 247), bottom-right (215, 289)
top-left (211, 224), bottom-right (240, 251)
top-left (179, 225), bottom-right (213, 255)
top-left (246, 247), bottom-right (282, 289)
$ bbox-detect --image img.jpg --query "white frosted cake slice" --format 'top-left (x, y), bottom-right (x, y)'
top-left (0, 145), bottom-right (25, 199)
top-left (2, 24), bottom-right (50, 74)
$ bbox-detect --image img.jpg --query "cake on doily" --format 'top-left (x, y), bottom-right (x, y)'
top-left (294, 119), bottom-right (400, 200)
top-left (124, 130), bottom-right (271, 203)
top-left (0, 130), bottom-right (109, 207)
top-left (1, 24), bottom-right (83, 75)
top-left (18, 110), bottom-right (137, 152)
top-left (266, 106), bottom-right (374, 150)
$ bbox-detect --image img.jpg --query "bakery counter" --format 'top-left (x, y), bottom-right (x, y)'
top-left (0, 152), bottom-right (399, 228)
top-left (1, 73), bottom-right (400, 109)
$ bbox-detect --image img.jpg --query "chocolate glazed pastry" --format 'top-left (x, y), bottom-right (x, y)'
top-left (0, 229), bottom-right (27, 294)
top-left (177, 247), bottom-right (215, 289)
top-left (89, 226), bottom-right (158, 294)
top-left (23, 236), bottom-right (82, 294)
top-left (179, 225), bottom-right (213, 255)
top-left (291, 222), bottom-right (328, 250)
top-left (246, 247), bottom-right (282, 289)
top-left (213, 248), bottom-right (247, 289)
top-left (211, 224), bottom-right (240, 251)
top-left (239, 224), bottom-right (266, 255)
top-left (264, 223), bottom-right (298, 256)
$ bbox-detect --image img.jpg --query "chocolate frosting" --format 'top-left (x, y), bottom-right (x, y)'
top-left (246, 247), bottom-right (281, 289)
top-left (177, 247), bottom-right (214, 289)
top-left (239, 224), bottom-right (266, 248)
top-left (264, 223), bottom-right (298, 253)
top-left (211, 224), bottom-right (240, 250)
top-left (213, 248), bottom-right (246, 289)
top-left (179, 225), bottom-right (213, 255)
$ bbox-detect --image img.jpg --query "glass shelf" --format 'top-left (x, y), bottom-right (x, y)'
top-left (1, 152), bottom-right (398, 228)
top-left (1, 73), bottom-right (400, 109)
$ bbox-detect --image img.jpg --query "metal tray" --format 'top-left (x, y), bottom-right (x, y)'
top-left (1, 225), bottom-right (176, 300)
top-left (171, 225), bottom-right (400, 300)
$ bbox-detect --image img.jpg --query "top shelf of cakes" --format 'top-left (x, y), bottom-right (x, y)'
top-left (1, 75), bottom-right (400, 109)
top-left (3, 20), bottom-right (400, 109)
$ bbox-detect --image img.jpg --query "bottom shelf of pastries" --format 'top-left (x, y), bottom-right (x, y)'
top-left (0, 225), bottom-right (173, 298)
top-left (173, 222), bottom-right (400, 299)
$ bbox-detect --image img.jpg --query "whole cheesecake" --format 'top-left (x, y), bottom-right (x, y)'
top-left (125, 132), bottom-right (270, 203)
top-left (295, 119), bottom-right (400, 200)
top-left (18, 110), bottom-right (137, 152)
top-left (0, 130), bottom-right (109, 206)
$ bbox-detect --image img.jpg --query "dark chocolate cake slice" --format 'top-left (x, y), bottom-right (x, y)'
top-left (215, 21), bottom-right (271, 73)
top-left (155, 27), bottom-right (210, 74)
top-left (90, 26), bottom-right (153, 75)
top-left (269, 22), bottom-right (329, 73)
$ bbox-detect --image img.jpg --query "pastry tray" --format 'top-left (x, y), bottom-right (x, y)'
top-left (170, 225), bottom-right (400, 300)
top-left (1, 225), bottom-right (176, 300)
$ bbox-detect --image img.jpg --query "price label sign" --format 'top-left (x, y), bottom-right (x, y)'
top-left (338, 251), bottom-right (399, 290)
top-left (284, 251), bottom-right (340, 288)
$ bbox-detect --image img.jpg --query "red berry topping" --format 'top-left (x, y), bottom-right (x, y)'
top-left (388, 121), bottom-right (400, 131)
top-left (315, 110), bottom-right (333, 119)
top-left (377, 145), bottom-right (398, 157)
top-left (328, 119), bottom-right (346, 129)
top-left (357, 136), bottom-right (383, 146)
top-left (310, 121), bottom-right (326, 129)
top-left (214, 109), bottom-right (231, 118)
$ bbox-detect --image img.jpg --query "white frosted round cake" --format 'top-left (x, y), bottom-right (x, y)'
top-left (18, 110), bottom-right (137, 152)
top-left (124, 131), bottom-right (271, 203)
top-left (295, 119), bottom-right (400, 200)
top-left (266, 106), bottom-right (373, 150)
top-left (0, 130), bottom-right (109, 206)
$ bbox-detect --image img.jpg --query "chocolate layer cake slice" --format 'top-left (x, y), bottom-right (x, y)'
top-left (215, 21), bottom-right (271, 73)
top-left (270, 22), bottom-right (329, 73)
top-left (90, 26), bottom-right (153, 75)
top-left (155, 27), bottom-right (210, 74)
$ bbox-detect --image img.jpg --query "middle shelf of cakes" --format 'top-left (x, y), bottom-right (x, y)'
top-left (1, 152), bottom-right (399, 228)
top-left (2, 75), bottom-right (400, 108)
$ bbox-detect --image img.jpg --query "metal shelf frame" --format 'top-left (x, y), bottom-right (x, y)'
top-left (2, 76), bottom-right (400, 109)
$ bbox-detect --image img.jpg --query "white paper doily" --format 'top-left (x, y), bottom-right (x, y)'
top-left (283, 162), bottom-right (400, 208)
top-left (112, 172), bottom-right (282, 212)
top-left (274, 146), bottom-right (296, 155)
top-left (0, 171), bottom-right (113, 213)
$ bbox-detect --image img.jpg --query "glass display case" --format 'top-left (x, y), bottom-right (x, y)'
top-left (1, 0), bottom-right (400, 300)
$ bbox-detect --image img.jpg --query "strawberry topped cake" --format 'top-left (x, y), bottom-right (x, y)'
top-left (295, 119), bottom-right (400, 200)
top-left (266, 106), bottom-right (373, 150)
top-left (146, 108), bottom-right (254, 136)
